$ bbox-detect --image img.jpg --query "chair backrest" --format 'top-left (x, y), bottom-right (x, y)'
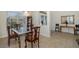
top-left (76, 24), bottom-right (79, 29)
top-left (55, 24), bottom-right (59, 28)
top-left (7, 26), bottom-right (18, 39)
top-left (33, 27), bottom-right (40, 40)
top-left (26, 26), bottom-right (40, 41)
top-left (76, 24), bottom-right (79, 27)
top-left (27, 16), bottom-right (33, 31)
top-left (56, 24), bottom-right (59, 26)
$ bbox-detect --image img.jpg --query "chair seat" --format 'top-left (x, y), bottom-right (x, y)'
top-left (25, 26), bottom-right (40, 48)
top-left (26, 39), bottom-right (38, 42)
top-left (25, 36), bottom-right (38, 42)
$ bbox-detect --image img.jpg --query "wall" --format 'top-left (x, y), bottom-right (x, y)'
top-left (7, 11), bottom-right (24, 17)
top-left (32, 11), bottom-right (51, 37)
top-left (32, 11), bottom-right (40, 26)
top-left (0, 12), bottom-right (7, 38)
top-left (51, 11), bottom-right (79, 34)
top-left (0, 11), bottom-right (24, 38)
top-left (40, 12), bottom-right (51, 37)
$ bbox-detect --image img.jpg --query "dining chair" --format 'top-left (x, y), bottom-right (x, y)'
top-left (27, 16), bottom-right (33, 31)
top-left (25, 26), bottom-right (40, 48)
top-left (55, 24), bottom-right (60, 32)
top-left (74, 24), bottom-right (79, 35)
top-left (7, 26), bottom-right (18, 47)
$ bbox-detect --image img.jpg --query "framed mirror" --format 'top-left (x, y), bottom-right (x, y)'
top-left (61, 15), bottom-right (74, 24)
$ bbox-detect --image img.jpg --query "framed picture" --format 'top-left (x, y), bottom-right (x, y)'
top-left (61, 15), bottom-right (74, 24)
top-left (40, 11), bottom-right (47, 25)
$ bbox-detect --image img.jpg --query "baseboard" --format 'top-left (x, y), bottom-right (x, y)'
top-left (0, 35), bottom-right (8, 39)
top-left (40, 33), bottom-right (51, 38)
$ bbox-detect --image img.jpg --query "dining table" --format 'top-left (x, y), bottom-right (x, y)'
top-left (11, 27), bottom-right (30, 48)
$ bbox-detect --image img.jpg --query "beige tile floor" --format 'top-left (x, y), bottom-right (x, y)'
top-left (0, 32), bottom-right (79, 48)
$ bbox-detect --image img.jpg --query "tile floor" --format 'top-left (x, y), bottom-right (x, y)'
top-left (0, 32), bottom-right (79, 48)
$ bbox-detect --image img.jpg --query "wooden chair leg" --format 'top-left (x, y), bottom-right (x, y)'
top-left (38, 39), bottom-right (39, 48)
top-left (18, 36), bottom-right (21, 48)
top-left (34, 41), bottom-right (35, 44)
top-left (15, 37), bottom-right (17, 41)
top-left (8, 38), bottom-right (10, 47)
top-left (25, 40), bottom-right (27, 48)
top-left (14, 37), bottom-right (17, 43)
top-left (14, 34), bottom-right (17, 43)
top-left (31, 42), bottom-right (33, 48)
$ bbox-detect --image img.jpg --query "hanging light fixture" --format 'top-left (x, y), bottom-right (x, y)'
top-left (24, 11), bottom-right (32, 16)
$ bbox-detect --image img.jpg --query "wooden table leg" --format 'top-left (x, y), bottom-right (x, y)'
top-left (31, 42), bottom-right (33, 48)
top-left (8, 38), bottom-right (10, 47)
top-left (25, 39), bottom-right (27, 48)
top-left (18, 36), bottom-right (21, 48)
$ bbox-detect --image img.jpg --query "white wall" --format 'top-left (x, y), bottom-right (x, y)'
top-left (40, 12), bottom-right (51, 37)
top-left (0, 11), bottom-right (24, 38)
top-left (0, 12), bottom-right (7, 38)
top-left (32, 11), bottom-right (51, 37)
top-left (51, 11), bottom-right (79, 34)
top-left (32, 11), bottom-right (40, 26)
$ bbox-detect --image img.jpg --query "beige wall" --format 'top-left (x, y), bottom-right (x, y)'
top-left (0, 12), bottom-right (7, 38)
top-left (51, 11), bottom-right (79, 33)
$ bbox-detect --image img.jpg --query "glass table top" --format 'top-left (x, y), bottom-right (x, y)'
top-left (11, 27), bottom-right (30, 35)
